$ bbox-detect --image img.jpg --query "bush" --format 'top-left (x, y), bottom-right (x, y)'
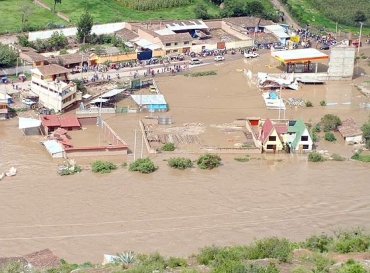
top-left (320, 114), bottom-right (342, 132)
top-left (291, 265), bottom-right (311, 273)
top-left (332, 227), bottom-right (370, 253)
top-left (162, 142), bottom-right (175, 151)
top-left (308, 152), bottom-right (324, 162)
top-left (335, 258), bottom-right (368, 273)
top-left (324, 132), bottom-right (336, 142)
top-left (91, 160), bottom-right (117, 173)
top-left (129, 157), bottom-right (157, 173)
top-left (310, 253), bottom-right (335, 273)
top-left (320, 100), bottom-right (326, 106)
top-left (196, 245), bottom-right (221, 265)
top-left (167, 257), bottom-right (187, 268)
top-left (168, 157), bottom-right (193, 170)
top-left (245, 237), bottom-right (293, 263)
top-left (196, 153), bottom-right (222, 170)
top-left (184, 70), bottom-right (217, 77)
top-left (305, 100), bottom-right (313, 107)
top-left (331, 153), bottom-right (346, 161)
top-left (304, 233), bottom-right (334, 252)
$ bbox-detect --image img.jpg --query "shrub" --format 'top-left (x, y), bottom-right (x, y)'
top-left (196, 153), bottom-right (221, 170)
top-left (291, 265), bottom-right (311, 273)
top-left (168, 157), bottom-right (193, 170)
top-left (162, 142), bottom-right (175, 151)
top-left (184, 70), bottom-right (217, 77)
top-left (245, 237), bottom-right (293, 263)
top-left (351, 152), bottom-right (370, 162)
top-left (305, 100), bottom-right (313, 107)
top-left (335, 258), bottom-right (367, 273)
top-left (304, 233), bottom-right (334, 252)
top-left (308, 152), bottom-right (324, 162)
top-left (196, 245), bottom-right (221, 265)
top-left (320, 114), bottom-right (342, 132)
top-left (129, 157), bottom-right (157, 173)
top-left (167, 257), bottom-right (187, 268)
top-left (234, 155), bottom-right (250, 162)
top-left (320, 100), bottom-right (326, 106)
top-left (324, 132), bottom-right (336, 142)
top-left (331, 153), bottom-right (346, 161)
top-left (91, 160), bottom-right (117, 173)
top-left (332, 227), bottom-right (370, 253)
top-left (310, 253), bottom-right (335, 273)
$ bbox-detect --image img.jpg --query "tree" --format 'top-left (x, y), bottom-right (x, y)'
top-left (361, 118), bottom-right (370, 148)
top-left (194, 2), bottom-right (209, 19)
top-left (161, 142), bottom-right (175, 151)
top-left (48, 31), bottom-right (67, 50)
top-left (0, 43), bottom-right (17, 68)
top-left (320, 114), bottom-right (341, 132)
top-left (77, 8), bottom-right (93, 43)
top-left (168, 157), bottom-right (193, 170)
top-left (91, 160), bottom-right (117, 173)
top-left (210, 0), bottom-right (223, 5)
top-left (129, 157), bottom-right (157, 173)
top-left (354, 10), bottom-right (366, 24)
top-left (19, 3), bottom-right (34, 26)
top-left (246, 1), bottom-right (265, 16)
top-left (54, 0), bottom-right (61, 13)
top-left (196, 153), bottom-right (221, 170)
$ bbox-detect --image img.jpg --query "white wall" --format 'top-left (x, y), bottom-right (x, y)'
top-left (28, 22), bottom-right (126, 41)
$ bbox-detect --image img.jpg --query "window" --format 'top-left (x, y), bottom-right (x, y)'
top-left (165, 43), bottom-right (171, 46)
top-left (184, 41), bottom-right (190, 45)
top-left (174, 42), bottom-right (178, 46)
top-left (301, 135), bottom-right (308, 141)
top-left (266, 145), bottom-right (274, 149)
top-left (268, 136), bottom-right (276, 141)
top-left (302, 145), bottom-right (309, 150)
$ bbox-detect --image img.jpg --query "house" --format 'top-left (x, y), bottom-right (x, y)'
top-left (337, 118), bottom-right (363, 143)
top-left (48, 53), bottom-right (88, 69)
top-left (40, 114), bottom-right (81, 135)
top-left (287, 118), bottom-right (313, 152)
top-left (0, 249), bottom-right (60, 269)
top-left (30, 64), bottom-right (82, 112)
top-left (259, 118), bottom-right (284, 152)
top-left (0, 92), bottom-right (9, 120)
top-left (18, 49), bottom-right (48, 67)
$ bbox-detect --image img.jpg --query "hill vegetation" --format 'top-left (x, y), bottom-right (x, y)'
top-left (2, 227), bottom-right (370, 273)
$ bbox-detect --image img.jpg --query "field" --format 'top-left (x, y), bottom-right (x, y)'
top-left (0, 0), bottom-right (274, 35)
top-left (283, 0), bottom-right (370, 35)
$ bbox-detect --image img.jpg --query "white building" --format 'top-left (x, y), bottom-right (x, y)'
top-left (30, 64), bottom-right (82, 112)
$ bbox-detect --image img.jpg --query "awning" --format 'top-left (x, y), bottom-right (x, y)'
top-left (19, 117), bottom-right (42, 129)
top-left (43, 140), bottom-right (64, 155)
top-left (135, 39), bottom-right (161, 50)
top-left (101, 89), bottom-right (125, 98)
top-left (90, 98), bottom-right (109, 104)
top-left (272, 48), bottom-right (329, 63)
top-left (82, 94), bottom-right (92, 99)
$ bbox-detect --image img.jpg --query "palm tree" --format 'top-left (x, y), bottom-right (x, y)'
top-left (114, 251), bottom-right (136, 269)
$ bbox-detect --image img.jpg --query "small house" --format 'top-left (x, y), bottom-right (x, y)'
top-left (337, 118), bottom-right (363, 143)
top-left (259, 118), bottom-right (284, 152)
top-left (40, 114), bottom-right (81, 135)
top-left (287, 118), bottom-right (313, 152)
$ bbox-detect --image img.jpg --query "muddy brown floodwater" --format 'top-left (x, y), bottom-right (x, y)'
top-left (1, 53), bottom-right (370, 263)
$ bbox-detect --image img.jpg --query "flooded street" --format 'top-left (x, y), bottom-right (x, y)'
top-left (1, 56), bottom-right (370, 263)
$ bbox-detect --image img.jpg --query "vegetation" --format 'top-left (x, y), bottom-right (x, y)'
top-left (308, 152), bottom-right (324, 162)
top-left (305, 100), bottom-right (313, 107)
top-left (117, 0), bottom-right (194, 11)
top-left (361, 117), bottom-right (370, 149)
top-left (220, 0), bottom-right (274, 20)
top-left (58, 163), bottom-right (82, 176)
top-left (331, 153), bottom-right (346, 161)
top-left (161, 142), bottom-right (176, 151)
top-left (167, 157), bottom-right (194, 170)
top-left (324, 132), bottom-right (336, 142)
top-left (77, 8), bottom-right (93, 43)
top-left (196, 153), bottom-right (221, 170)
top-left (53, 0), bottom-right (62, 13)
top-left (114, 251), bottom-right (136, 269)
top-left (351, 152), bottom-right (370, 162)
top-left (0, 43), bottom-right (17, 68)
top-left (184, 70), bottom-right (217, 77)
top-left (320, 114), bottom-right (342, 132)
top-left (91, 160), bottom-right (117, 173)
top-left (320, 100), bottom-right (326, 106)
top-left (129, 157), bottom-right (157, 173)
top-left (234, 154), bottom-right (250, 162)
top-left (335, 258), bottom-right (368, 273)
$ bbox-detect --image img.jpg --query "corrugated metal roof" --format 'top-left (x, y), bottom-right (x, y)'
top-left (101, 88), bottom-right (125, 98)
top-left (131, 94), bottom-right (167, 105)
top-left (43, 140), bottom-right (64, 155)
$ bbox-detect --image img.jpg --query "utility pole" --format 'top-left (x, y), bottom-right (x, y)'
top-left (335, 22), bottom-right (338, 39)
top-left (358, 22), bottom-right (364, 54)
top-left (140, 132), bottom-right (144, 159)
top-left (133, 129), bottom-right (137, 161)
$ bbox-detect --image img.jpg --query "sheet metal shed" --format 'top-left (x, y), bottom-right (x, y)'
top-left (101, 89), bottom-right (125, 98)
top-left (131, 94), bottom-right (167, 110)
top-left (272, 48), bottom-right (329, 63)
top-left (43, 139), bottom-right (65, 158)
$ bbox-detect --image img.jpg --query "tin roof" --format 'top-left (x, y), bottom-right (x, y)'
top-left (40, 114), bottom-right (81, 128)
top-left (32, 64), bottom-right (71, 76)
top-left (337, 118), bottom-right (362, 137)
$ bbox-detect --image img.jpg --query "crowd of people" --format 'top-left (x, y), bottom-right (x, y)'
top-left (296, 28), bottom-right (338, 48)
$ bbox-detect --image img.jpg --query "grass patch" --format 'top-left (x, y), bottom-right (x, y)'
top-left (351, 152), bottom-right (370, 162)
top-left (184, 70), bottom-right (217, 77)
top-left (234, 154), bottom-right (250, 162)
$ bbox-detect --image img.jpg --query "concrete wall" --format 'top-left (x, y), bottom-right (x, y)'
top-left (204, 19), bottom-right (222, 29)
top-left (221, 21), bottom-right (251, 41)
top-left (328, 46), bottom-right (356, 79)
top-left (28, 22), bottom-right (126, 41)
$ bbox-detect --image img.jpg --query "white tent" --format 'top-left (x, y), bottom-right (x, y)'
top-left (19, 117), bottom-right (42, 130)
top-left (43, 140), bottom-right (65, 158)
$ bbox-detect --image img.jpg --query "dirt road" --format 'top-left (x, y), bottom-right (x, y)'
top-left (269, 0), bottom-right (300, 30)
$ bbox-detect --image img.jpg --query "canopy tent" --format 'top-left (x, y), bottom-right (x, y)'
top-left (19, 117), bottom-right (42, 129)
top-left (131, 94), bottom-right (167, 110)
top-left (272, 48), bottom-right (329, 63)
top-left (82, 94), bottom-right (92, 100)
top-left (90, 98), bottom-right (109, 104)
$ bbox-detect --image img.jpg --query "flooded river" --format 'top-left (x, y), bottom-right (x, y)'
top-left (1, 57), bottom-right (370, 263)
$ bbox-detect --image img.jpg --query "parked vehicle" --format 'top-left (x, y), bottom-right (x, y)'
top-left (244, 52), bottom-right (259, 58)
top-left (214, 55), bottom-right (225, 62)
top-left (22, 98), bottom-right (36, 105)
top-left (273, 46), bottom-right (287, 51)
top-left (320, 44), bottom-right (330, 50)
top-left (189, 58), bottom-right (202, 65)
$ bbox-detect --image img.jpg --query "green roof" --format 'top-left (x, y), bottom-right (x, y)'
top-left (288, 118), bottom-right (307, 148)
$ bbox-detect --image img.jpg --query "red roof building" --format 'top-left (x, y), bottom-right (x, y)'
top-left (40, 114), bottom-right (81, 135)
top-left (259, 118), bottom-right (274, 144)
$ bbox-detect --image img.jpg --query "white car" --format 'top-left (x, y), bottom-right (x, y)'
top-left (214, 55), bottom-right (225, 62)
top-left (244, 52), bottom-right (259, 58)
top-left (22, 98), bottom-right (36, 105)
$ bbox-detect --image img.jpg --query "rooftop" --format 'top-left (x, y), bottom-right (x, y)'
top-left (50, 53), bottom-right (88, 66)
top-left (223, 17), bottom-right (275, 28)
top-left (32, 64), bottom-right (71, 76)
top-left (114, 28), bottom-right (139, 41)
top-left (272, 48), bottom-right (329, 63)
top-left (40, 114), bottom-right (81, 128)
top-left (337, 118), bottom-right (362, 137)
top-left (253, 32), bottom-right (279, 44)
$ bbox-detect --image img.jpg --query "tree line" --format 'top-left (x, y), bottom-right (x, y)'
top-left (117, 0), bottom-right (194, 11)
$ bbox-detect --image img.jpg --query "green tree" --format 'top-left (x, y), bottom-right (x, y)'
top-left (324, 132), bottom-right (336, 142)
top-left (246, 1), bottom-right (265, 16)
top-left (210, 0), bottom-right (224, 5)
top-left (77, 8), bottom-right (93, 43)
top-left (161, 142), bottom-right (175, 151)
top-left (196, 153), bottom-right (221, 170)
top-left (194, 2), bottom-right (209, 19)
top-left (354, 10), bottom-right (366, 23)
top-left (0, 43), bottom-right (17, 68)
top-left (91, 160), bottom-right (117, 173)
top-left (129, 157), bottom-right (157, 173)
top-left (168, 157), bottom-right (193, 170)
top-left (320, 114), bottom-right (341, 132)
top-left (53, 0), bottom-right (62, 13)
top-left (48, 31), bottom-right (67, 50)
top-left (361, 118), bottom-right (370, 148)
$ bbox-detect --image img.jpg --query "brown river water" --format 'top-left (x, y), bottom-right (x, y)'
top-left (1, 55), bottom-right (370, 263)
